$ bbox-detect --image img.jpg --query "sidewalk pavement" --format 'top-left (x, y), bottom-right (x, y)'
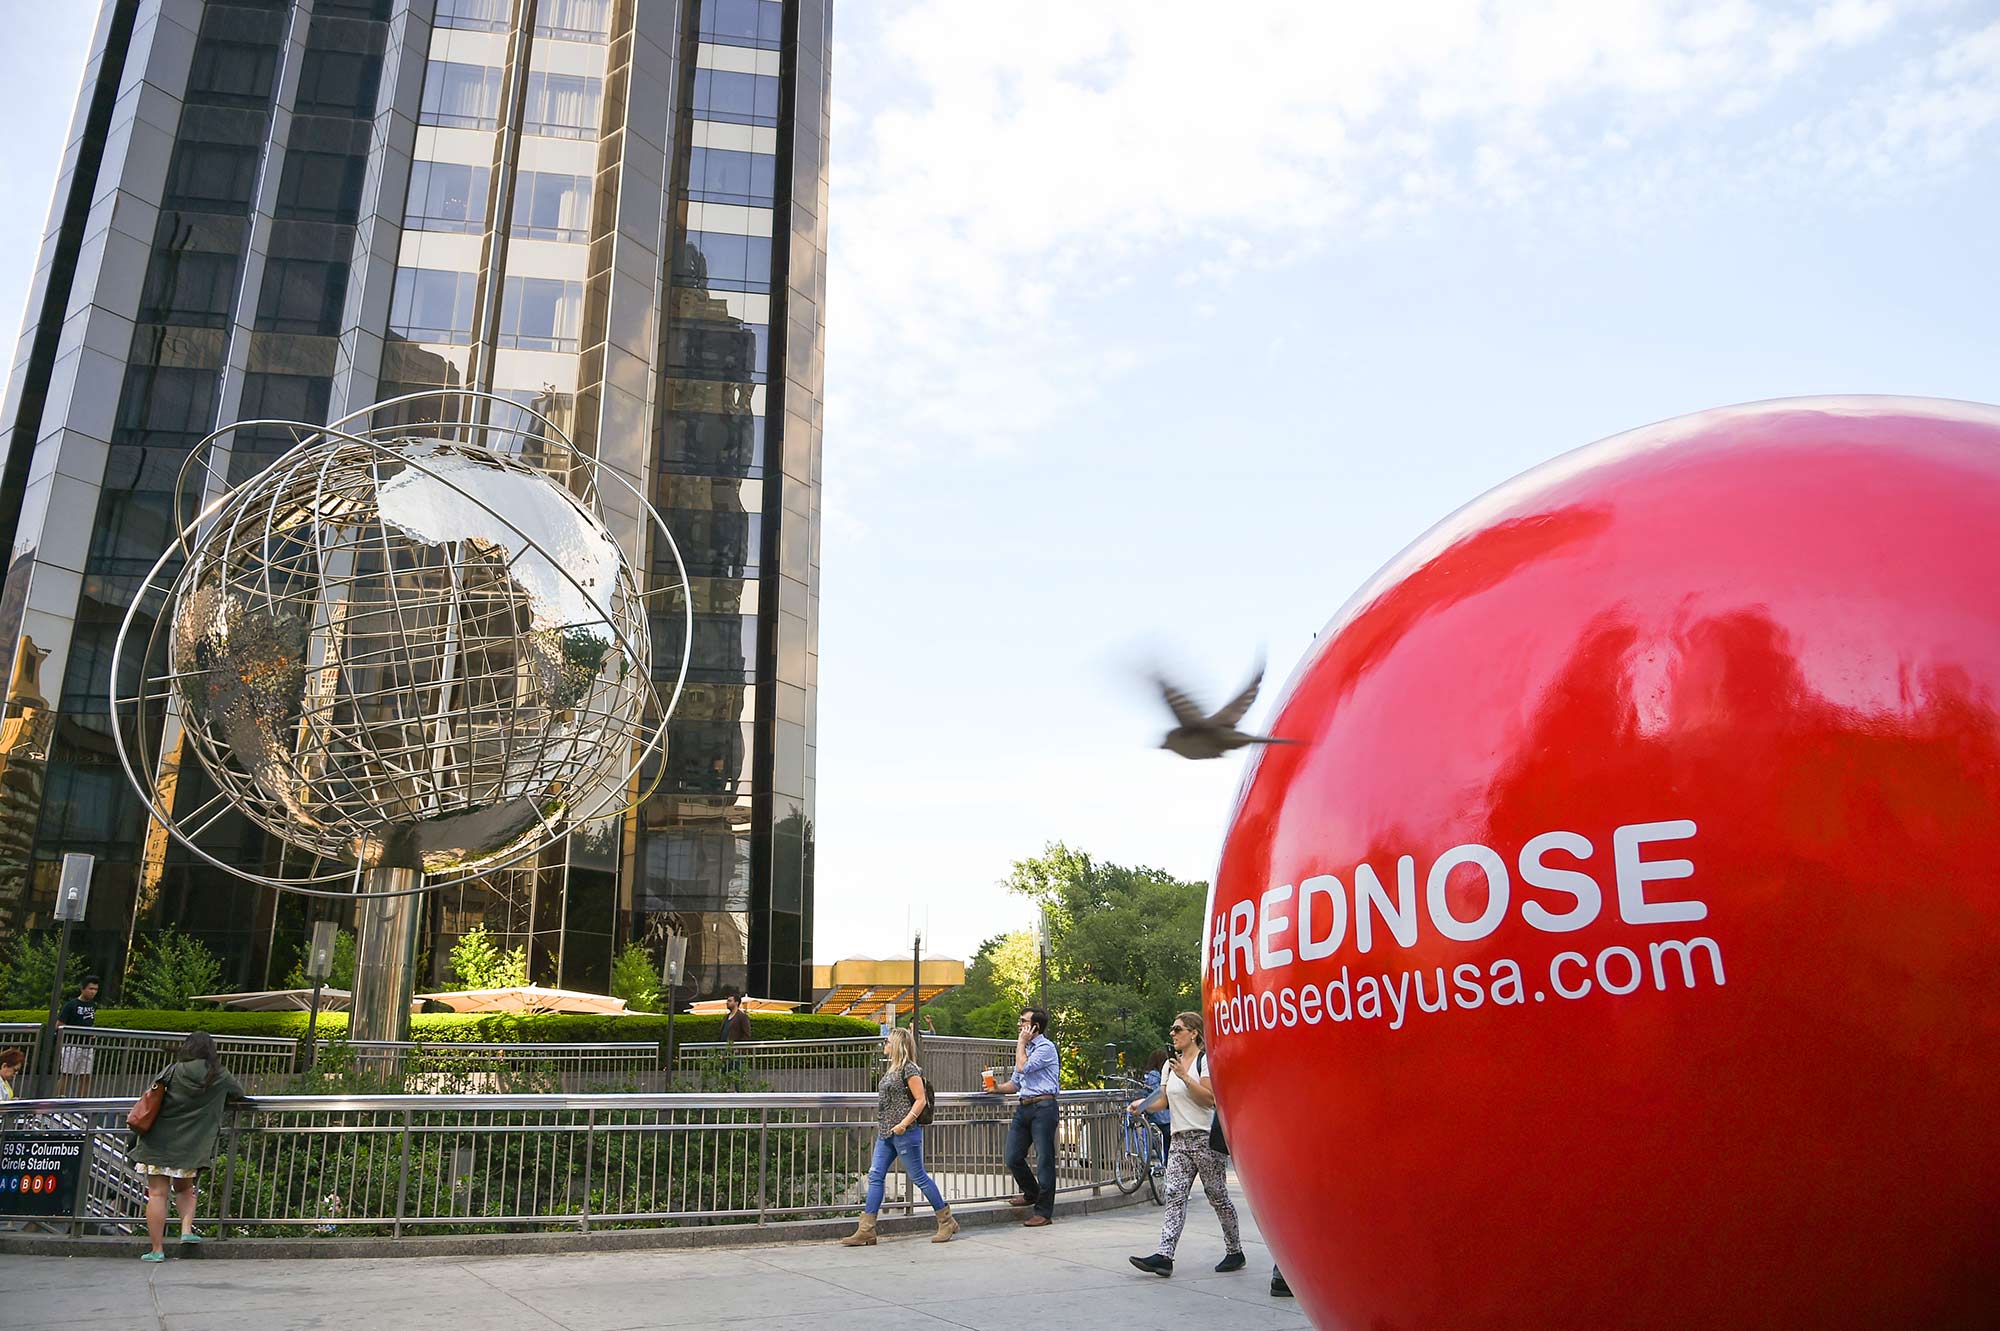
top-left (0, 1196), bottom-right (1307, 1331)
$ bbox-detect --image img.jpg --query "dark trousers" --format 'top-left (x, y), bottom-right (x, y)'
top-left (1004, 1097), bottom-right (1058, 1218)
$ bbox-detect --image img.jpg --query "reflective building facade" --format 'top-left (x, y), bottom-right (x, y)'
top-left (0, 0), bottom-right (826, 1003)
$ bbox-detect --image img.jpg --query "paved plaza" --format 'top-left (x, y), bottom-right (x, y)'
top-left (1, 1197), bottom-right (1306, 1331)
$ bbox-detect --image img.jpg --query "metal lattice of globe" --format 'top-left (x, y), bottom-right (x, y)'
top-left (112, 393), bottom-right (687, 895)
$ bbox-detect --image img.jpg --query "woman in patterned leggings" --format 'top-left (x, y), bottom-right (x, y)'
top-left (1123, 1010), bottom-right (1243, 1277)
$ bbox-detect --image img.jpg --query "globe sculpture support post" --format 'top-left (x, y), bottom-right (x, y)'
top-left (110, 393), bottom-right (689, 1050)
top-left (353, 869), bottom-right (422, 1043)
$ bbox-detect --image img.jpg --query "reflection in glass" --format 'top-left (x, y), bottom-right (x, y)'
top-left (405, 161), bottom-right (491, 234)
top-left (419, 62), bottom-right (503, 130)
top-left (523, 72), bottom-right (602, 139)
top-left (389, 268), bottom-right (479, 344)
top-left (497, 277), bottom-right (584, 351)
top-left (510, 170), bottom-right (593, 241)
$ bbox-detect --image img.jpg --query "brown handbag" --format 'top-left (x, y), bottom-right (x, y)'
top-left (127, 1073), bottom-right (168, 1134)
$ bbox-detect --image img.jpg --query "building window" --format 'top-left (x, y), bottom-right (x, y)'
top-left (114, 366), bottom-right (218, 449)
top-left (537, 0), bottom-right (612, 42)
top-left (661, 508), bottom-right (760, 579)
top-left (687, 148), bottom-right (776, 206)
top-left (138, 250), bottom-right (238, 329)
top-left (662, 411), bottom-right (764, 477)
top-left (405, 160), bottom-right (490, 234)
top-left (388, 267), bottom-right (479, 344)
top-left (674, 231), bottom-right (772, 292)
top-left (700, 0), bottom-right (783, 50)
top-left (523, 72), bottom-right (602, 138)
top-left (434, 0), bottom-right (509, 31)
top-left (510, 170), bottom-right (592, 241)
top-left (294, 48), bottom-right (382, 118)
top-left (165, 142), bottom-right (262, 213)
top-left (497, 276), bottom-right (583, 351)
top-left (275, 149), bottom-right (369, 223)
top-left (668, 318), bottom-right (767, 383)
top-left (186, 38), bottom-right (281, 108)
top-left (693, 69), bottom-right (781, 127)
top-left (419, 62), bottom-right (503, 130)
top-left (256, 259), bottom-right (349, 335)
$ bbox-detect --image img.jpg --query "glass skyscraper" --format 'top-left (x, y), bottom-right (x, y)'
top-left (0, 0), bottom-right (825, 1003)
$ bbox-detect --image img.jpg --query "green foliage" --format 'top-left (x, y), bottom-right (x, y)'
top-left (608, 942), bottom-right (662, 1013)
top-left (449, 927), bottom-right (529, 989)
top-left (280, 929), bottom-right (356, 990)
top-left (999, 842), bottom-right (1209, 1086)
top-left (920, 930), bottom-right (1041, 1038)
top-left (121, 927), bottom-right (225, 1011)
top-left (0, 933), bottom-right (63, 1009)
top-left (0, 1009), bottom-right (874, 1054)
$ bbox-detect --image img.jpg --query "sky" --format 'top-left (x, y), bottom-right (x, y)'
top-left (3, 2), bottom-right (1997, 967)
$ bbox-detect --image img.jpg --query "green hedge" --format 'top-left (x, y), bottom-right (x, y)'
top-left (0, 1009), bottom-right (875, 1050)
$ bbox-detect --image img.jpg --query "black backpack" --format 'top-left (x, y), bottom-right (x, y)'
top-left (909, 1063), bottom-right (937, 1125)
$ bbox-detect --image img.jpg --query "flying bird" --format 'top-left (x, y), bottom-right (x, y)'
top-left (1154, 657), bottom-right (1297, 759)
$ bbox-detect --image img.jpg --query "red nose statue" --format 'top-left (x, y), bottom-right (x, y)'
top-left (1208, 397), bottom-right (2000, 1331)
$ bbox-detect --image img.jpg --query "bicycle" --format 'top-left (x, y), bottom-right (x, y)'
top-left (1110, 1077), bottom-right (1167, 1204)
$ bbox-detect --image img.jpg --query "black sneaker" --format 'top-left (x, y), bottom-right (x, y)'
top-left (1215, 1251), bottom-right (1247, 1273)
top-left (1271, 1270), bottom-right (1293, 1298)
top-left (1129, 1253), bottom-right (1174, 1277)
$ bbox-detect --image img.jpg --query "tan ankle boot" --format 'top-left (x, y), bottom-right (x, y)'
top-left (839, 1213), bottom-right (878, 1246)
top-left (931, 1206), bottom-right (959, 1243)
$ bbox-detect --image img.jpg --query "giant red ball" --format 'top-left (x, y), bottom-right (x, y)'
top-left (1208, 397), bottom-right (2000, 1330)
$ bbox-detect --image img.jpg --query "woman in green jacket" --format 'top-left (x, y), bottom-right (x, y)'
top-left (131, 1032), bottom-right (245, 1260)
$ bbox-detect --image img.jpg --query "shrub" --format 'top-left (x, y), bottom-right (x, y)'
top-left (122, 927), bottom-right (225, 1011)
top-left (0, 933), bottom-right (63, 1009)
top-left (449, 927), bottom-right (528, 989)
top-left (608, 942), bottom-right (661, 1013)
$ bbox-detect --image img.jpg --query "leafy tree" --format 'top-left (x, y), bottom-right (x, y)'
top-left (281, 929), bottom-right (357, 990)
top-left (609, 942), bottom-right (661, 1013)
top-left (0, 932), bottom-right (63, 1009)
top-left (122, 927), bottom-right (225, 1011)
top-left (1006, 842), bottom-right (1207, 1085)
top-left (449, 927), bottom-right (528, 989)
top-left (919, 930), bottom-right (1038, 1038)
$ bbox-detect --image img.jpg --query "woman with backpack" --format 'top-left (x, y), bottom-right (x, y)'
top-left (1123, 1010), bottom-right (1244, 1277)
top-left (839, 1025), bottom-right (957, 1245)
top-left (130, 1031), bottom-right (246, 1260)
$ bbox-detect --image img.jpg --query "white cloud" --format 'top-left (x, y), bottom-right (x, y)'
top-left (824, 0), bottom-right (2000, 480)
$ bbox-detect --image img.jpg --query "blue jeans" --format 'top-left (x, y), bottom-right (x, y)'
top-left (1004, 1097), bottom-right (1058, 1218)
top-left (865, 1127), bottom-right (946, 1214)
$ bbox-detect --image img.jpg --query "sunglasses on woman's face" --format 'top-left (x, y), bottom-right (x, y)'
top-left (1169, 1026), bottom-right (1187, 1035)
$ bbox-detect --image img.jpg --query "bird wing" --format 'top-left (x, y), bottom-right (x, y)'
top-left (1208, 659), bottom-right (1264, 728)
top-left (1155, 675), bottom-right (1207, 728)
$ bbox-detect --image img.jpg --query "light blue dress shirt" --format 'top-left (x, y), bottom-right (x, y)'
top-left (1014, 1033), bottom-right (1060, 1097)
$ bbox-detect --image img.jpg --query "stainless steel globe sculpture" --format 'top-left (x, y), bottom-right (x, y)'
top-left (113, 394), bottom-right (686, 897)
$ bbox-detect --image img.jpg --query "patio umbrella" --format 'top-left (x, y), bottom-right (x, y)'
top-left (414, 985), bottom-right (630, 1015)
top-left (193, 988), bottom-right (354, 1011)
top-left (685, 997), bottom-right (802, 1014)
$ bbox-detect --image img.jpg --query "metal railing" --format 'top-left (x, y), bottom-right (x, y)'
top-left (674, 1037), bottom-right (882, 1092)
top-left (671, 1035), bottom-right (1019, 1094)
top-left (1, 1088), bottom-right (1127, 1237)
top-left (12, 1027), bottom-right (299, 1100)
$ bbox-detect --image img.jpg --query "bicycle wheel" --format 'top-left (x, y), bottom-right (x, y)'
top-left (1143, 1123), bottom-right (1165, 1205)
top-left (1113, 1122), bottom-right (1145, 1195)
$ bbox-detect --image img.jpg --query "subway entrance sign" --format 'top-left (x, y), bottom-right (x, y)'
top-left (0, 1131), bottom-right (86, 1217)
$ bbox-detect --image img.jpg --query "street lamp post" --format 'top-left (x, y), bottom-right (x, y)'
top-left (1037, 906), bottom-right (1052, 1011)
top-left (303, 919), bottom-right (338, 1070)
top-left (42, 854), bottom-right (92, 1087)
top-left (662, 934), bottom-right (687, 1089)
top-left (912, 931), bottom-right (923, 1053)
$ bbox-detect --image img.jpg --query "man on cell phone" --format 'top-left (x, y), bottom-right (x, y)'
top-left (995, 1006), bottom-right (1060, 1226)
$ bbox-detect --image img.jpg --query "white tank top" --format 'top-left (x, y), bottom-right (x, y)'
top-left (1163, 1052), bottom-right (1213, 1134)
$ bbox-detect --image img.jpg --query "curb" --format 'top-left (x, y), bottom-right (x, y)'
top-left (0, 1188), bottom-right (1151, 1261)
